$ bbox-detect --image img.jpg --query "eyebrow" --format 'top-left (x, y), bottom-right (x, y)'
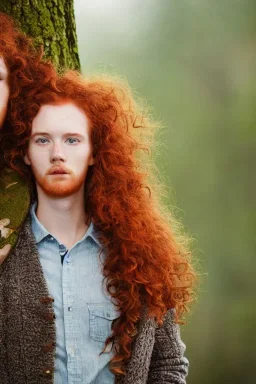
top-left (31, 132), bottom-right (85, 139)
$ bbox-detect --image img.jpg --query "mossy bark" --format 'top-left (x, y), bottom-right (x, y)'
top-left (0, 0), bottom-right (80, 70)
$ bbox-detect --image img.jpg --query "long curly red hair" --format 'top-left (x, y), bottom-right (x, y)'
top-left (0, 12), bottom-right (55, 139)
top-left (1, 68), bottom-right (198, 375)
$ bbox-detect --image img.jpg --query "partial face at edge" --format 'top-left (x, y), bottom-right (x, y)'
top-left (0, 56), bottom-right (9, 129)
top-left (23, 102), bottom-right (95, 198)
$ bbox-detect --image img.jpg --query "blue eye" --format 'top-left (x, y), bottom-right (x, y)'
top-left (67, 138), bottom-right (80, 144)
top-left (35, 137), bottom-right (80, 144)
top-left (36, 138), bottom-right (49, 144)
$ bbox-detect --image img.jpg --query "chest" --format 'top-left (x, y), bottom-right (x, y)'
top-left (36, 235), bottom-right (120, 383)
top-left (0, 220), bottom-right (155, 384)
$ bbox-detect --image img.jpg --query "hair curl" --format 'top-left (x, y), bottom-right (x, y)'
top-left (1, 67), bottom-right (198, 375)
top-left (0, 12), bottom-right (56, 146)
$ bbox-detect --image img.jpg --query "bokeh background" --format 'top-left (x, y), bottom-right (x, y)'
top-left (74, 1), bottom-right (255, 383)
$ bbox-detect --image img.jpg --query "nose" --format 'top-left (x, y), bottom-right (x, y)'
top-left (50, 142), bottom-right (66, 163)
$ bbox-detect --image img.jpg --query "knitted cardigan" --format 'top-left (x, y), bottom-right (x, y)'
top-left (0, 214), bottom-right (189, 384)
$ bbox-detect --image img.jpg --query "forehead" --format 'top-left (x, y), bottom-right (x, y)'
top-left (32, 102), bottom-right (90, 134)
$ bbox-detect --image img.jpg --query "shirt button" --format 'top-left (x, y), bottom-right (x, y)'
top-left (68, 306), bottom-right (72, 311)
top-left (49, 236), bottom-right (54, 241)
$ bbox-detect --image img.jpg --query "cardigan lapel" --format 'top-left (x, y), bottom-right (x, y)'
top-left (11, 214), bottom-right (56, 383)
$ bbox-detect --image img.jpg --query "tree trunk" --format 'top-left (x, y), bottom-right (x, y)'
top-left (0, 0), bottom-right (80, 70)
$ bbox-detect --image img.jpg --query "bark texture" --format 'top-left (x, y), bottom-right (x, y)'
top-left (0, 0), bottom-right (80, 70)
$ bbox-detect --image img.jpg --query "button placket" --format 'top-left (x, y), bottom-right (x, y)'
top-left (62, 250), bottom-right (82, 379)
top-left (39, 296), bottom-right (56, 358)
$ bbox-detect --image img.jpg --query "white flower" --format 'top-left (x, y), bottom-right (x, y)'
top-left (0, 218), bottom-right (13, 239)
top-left (0, 218), bottom-right (10, 227)
top-left (1, 227), bottom-right (12, 239)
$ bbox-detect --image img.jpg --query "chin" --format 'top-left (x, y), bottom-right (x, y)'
top-left (38, 177), bottom-right (85, 198)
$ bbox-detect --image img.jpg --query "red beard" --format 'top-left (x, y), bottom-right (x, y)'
top-left (32, 168), bottom-right (88, 197)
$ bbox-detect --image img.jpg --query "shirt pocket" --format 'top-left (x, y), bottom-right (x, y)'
top-left (87, 302), bottom-right (119, 343)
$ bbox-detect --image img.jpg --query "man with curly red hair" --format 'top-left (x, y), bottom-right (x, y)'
top-left (0, 12), bottom-right (197, 384)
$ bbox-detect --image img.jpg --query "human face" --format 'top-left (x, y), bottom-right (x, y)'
top-left (0, 56), bottom-right (9, 129)
top-left (24, 102), bottom-right (94, 198)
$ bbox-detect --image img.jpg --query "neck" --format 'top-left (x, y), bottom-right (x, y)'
top-left (35, 189), bottom-right (89, 249)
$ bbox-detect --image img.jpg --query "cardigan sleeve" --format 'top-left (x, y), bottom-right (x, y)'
top-left (147, 309), bottom-right (189, 384)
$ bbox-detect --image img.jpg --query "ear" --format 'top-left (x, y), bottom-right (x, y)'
top-left (23, 153), bottom-right (31, 166)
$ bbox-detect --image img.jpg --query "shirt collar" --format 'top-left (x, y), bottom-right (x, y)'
top-left (30, 201), bottom-right (102, 247)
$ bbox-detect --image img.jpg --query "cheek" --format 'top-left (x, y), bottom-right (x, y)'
top-left (27, 147), bottom-right (47, 170)
top-left (0, 82), bottom-right (9, 108)
top-left (0, 83), bottom-right (9, 127)
top-left (73, 145), bottom-right (93, 164)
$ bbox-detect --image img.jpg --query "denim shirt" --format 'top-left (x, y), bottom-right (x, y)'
top-left (30, 202), bottom-right (118, 384)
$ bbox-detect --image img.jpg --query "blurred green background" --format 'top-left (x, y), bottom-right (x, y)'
top-left (74, 1), bottom-right (255, 383)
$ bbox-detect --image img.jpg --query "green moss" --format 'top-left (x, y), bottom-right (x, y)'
top-left (1, 0), bottom-right (80, 70)
top-left (0, 167), bottom-right (30, 250)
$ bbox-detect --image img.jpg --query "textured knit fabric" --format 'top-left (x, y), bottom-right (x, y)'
top-left (0, 213), bottom-right (189, 384)
top-left (30, 202), bottom-right (117, 383)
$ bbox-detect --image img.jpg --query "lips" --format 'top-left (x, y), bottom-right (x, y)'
top-left (49, 167), bottom-right (69, 175)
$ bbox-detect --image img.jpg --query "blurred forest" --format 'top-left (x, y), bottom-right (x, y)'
top-left (74, 1), bottom-right (255, 383)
